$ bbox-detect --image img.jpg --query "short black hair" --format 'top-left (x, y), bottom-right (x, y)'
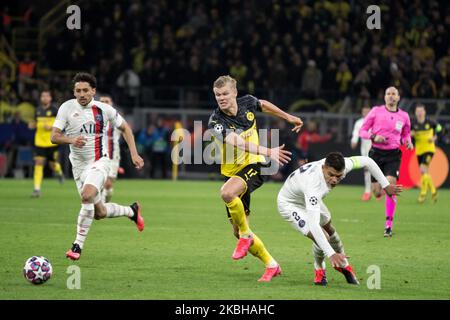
top-left (72, 72), bottom-right (97, 89)
top-left (99, 93), bottom-right (112, 100)
top-left (415, 103), bottom-right (426, 110)
top-left (325, 152), bottom-right (345, 172)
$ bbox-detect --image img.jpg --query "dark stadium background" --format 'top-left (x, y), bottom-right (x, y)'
top-left (1, 0), bottom-right (449, 186)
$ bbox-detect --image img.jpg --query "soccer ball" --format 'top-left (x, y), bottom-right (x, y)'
top-left (23, 256), bottom-right (53, 285)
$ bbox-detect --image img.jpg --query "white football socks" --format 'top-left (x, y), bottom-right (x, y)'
top-left (312, 243), bottom-right (326, 270)
top-left (75, 203), bottom-right (95, 249)
top-left (105, 203), bottom-right (133, 218)
top-left (329, 232), bottom-right (349, 267)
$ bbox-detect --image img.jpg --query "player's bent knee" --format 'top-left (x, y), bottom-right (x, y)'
top-left (94, 211), bottom-right (106, 220)
top-left (220, 189), bottom-right (236, 203)
top-left (81, 191), bottom-right (96, 203)
top-left (104, 179), bottom-right (113, 189)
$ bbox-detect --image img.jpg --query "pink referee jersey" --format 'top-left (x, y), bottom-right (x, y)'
top-left (359, 105), bottom-right (411, 150)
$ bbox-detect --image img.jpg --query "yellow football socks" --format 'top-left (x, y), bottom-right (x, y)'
top-left (424, 174), bottom-right (436, 194)
top-left (33, 165), bottom-right (44, 190)
top-left (248, 233), bottom-right (276, 267)
top-left (226, 197), bottom-right (251, 236)
top-left (420, 174), bottom-right (427, 196)
top-left (53, 162), bottom-right (63, 177)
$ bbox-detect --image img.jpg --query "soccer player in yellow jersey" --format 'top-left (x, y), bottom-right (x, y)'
top-left (208, 75), bottom-right (303, 281)
top-left (29, 90), bottom-right (64, 197)
top-left (411, 104), bottom-right (442, 203)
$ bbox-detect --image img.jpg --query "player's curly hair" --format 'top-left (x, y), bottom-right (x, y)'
top-left (72, 72), bottom-right (97, 89)
top-left (325, 152), bottom-right (345, 171)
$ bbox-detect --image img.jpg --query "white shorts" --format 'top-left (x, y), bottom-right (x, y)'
top-left (277, 198), bottom-right (331, 237)
top-left (73, 157), bottom-right (110, 204)
top-left (108, 158), bottom-right (120, 179)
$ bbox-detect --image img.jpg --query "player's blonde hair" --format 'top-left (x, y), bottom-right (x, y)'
top-left (213, 75), bottom-right (237, 89)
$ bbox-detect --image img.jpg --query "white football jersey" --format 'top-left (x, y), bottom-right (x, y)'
top-left (278, 156), bottom-right (389, 209)
top-left (53, 99), bottom-right (124, 166)
top-left (106, 121), bottom-right (121, 161)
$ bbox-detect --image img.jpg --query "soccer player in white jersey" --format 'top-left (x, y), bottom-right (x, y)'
top-left (51, 73), bottom-right (145, 260)
top-left (277, 152), bottom-right (402, 286)
top-left (99, 94), bottom-right (121, 203)
top-left (350, 106), bottom-right (372, 201)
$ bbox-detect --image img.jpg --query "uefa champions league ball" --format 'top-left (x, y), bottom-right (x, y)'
top-left (23, 256), bottom-right (53, 285)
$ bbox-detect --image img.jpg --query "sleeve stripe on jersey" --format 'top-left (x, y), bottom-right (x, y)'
top-left (92, 105), bottom-right (104, 160)
top-left (350, 156), bottom-right (362, 169)
top-left (108, 125), bottom-right (114, 159)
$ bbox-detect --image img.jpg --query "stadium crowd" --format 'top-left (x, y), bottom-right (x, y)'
top-left (1, 0), bottom-right (450, 177)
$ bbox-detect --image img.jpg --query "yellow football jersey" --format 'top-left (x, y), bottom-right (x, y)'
top-left (34, 105), bottom-right (58, 147)
top-left (208, 95), bottom-right (265, 177)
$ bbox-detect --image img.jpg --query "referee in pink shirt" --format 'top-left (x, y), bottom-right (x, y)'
top-left (359, 87), bottom-right (413, 237)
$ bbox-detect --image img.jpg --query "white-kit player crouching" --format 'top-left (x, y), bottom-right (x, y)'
top-left (277, 152), bottom-right (402, 286)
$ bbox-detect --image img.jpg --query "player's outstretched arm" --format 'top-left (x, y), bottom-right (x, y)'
top-left (259, 100), bottom-right (303, 133)
top-left (51, 127), bottom-right (86, 147)
top-left (348, 156), bottom-right (402, 196)
top-left (118, 121), bottom-right (144, 170)
top-left (224, 132), bottom-right (291, 165)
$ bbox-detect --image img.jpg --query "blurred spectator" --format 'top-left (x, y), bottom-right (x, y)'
top-left (3, 0), bottom-right (450, 109)
top-left (116, 69), bottom-right (141, 106)
top-left (336, 62), bottom-right (353, 98)
top-left (301, 60), bottom-right (322, 99)
top-left (412, 73), bottom-right (438, 98)
top-left (1, 6), bottom-right (12, 36)
top-left (149, 118), bottom-right (170, 179)
top-left (18, 53), bottom-right (36, 96)
top-left (296, 121), bottom-right (332, 165)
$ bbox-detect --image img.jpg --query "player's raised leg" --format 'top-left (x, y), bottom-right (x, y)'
top-left (94, 200), bottom-right (144, 231)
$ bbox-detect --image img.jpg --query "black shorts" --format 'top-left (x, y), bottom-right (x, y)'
top-left (34, 146), bottom-right (59, 162)
top-left (224, 163), bottom-right (268, 218)
top-left (417, 152), bottom-right (434, 166)
top-left (369, 147), bottom-right (402, 182)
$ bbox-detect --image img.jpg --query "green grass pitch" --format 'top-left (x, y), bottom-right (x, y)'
top-left (0, 179), bottom-right (449, 300)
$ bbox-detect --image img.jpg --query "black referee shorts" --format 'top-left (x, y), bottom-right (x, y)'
top-left (224, 163), bottom-right (268, 217)
top-left (369, 147), bottom-right (402, 181)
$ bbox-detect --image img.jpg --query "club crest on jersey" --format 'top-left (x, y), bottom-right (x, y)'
top-left (246, 112), bottom-right (255, 121)
top-left (46, 111), bottom-right (52, 116)
top-left (72, 112), bottom-right (80, 118)
top-left (425, 124), bottom-right (430, 130)
top-left (95, 114), bottom-right (103, 122)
